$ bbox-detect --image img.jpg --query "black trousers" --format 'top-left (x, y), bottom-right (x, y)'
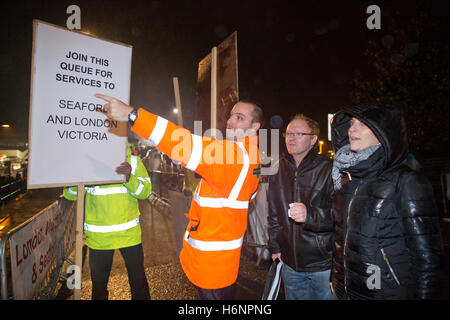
top-left (89, 243), bottom-right (150, 300)
top-left (195, 283), bottom-right (235, 300)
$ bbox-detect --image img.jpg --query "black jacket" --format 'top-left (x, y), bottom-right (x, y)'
top-left (268, 147), bottom-right (334, 272)
top-left (331, 103), bottom-right (444, 300)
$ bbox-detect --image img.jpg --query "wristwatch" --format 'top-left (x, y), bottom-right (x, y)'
top-left (128, 108), bottom-right (139, 126)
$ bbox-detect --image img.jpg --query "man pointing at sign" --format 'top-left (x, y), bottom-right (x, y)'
top-left (95, 93), bottom-right (263, 300)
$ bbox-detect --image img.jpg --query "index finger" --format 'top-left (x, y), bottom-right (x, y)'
top-left (95, 93), bottom-right (115, 102)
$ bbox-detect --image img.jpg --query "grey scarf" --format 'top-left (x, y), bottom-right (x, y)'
top-left (332, 143), bottom-right (381, 191)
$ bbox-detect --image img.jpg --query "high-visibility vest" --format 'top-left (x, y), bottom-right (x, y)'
top-left (63, 149), bottom-right (151, 250)
top-left (132, 108), bottom-right (260, 289)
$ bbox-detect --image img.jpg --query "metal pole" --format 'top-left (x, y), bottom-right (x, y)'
top-left (210, 46), bottom-right (218, 138)
top-left (73, 184), bottom-right (84, 300)
top-left (0, 235), bottom-right (9, 299)
top-left (172, 77), bottom-right (183, 127)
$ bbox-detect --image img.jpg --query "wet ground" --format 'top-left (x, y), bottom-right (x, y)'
top-left (54, 194), bottom-right (271, 300)
top-left (2, 188), bottom-right (450, 300)
top-left (57, 193), bottom-right (450, 300)
top-left (0, 188), bottom-right (63, 235)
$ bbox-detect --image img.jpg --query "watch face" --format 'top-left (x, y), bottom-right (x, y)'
top-left (129, 109), bottom-right (137, 122)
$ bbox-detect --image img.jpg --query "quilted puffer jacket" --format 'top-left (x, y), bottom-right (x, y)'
top-left (330, 103), bottom-right (444, 300)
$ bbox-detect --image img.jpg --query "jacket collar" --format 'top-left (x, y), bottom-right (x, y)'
top-left (283, 145), bottom-right (319, 171)
top-left (237, 135), bottom-right (258, 145)
top-left (237, 135), bottom-right (259, 165)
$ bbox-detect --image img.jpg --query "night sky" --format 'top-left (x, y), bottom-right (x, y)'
top-left (0, 0), bottom-right (446, 148)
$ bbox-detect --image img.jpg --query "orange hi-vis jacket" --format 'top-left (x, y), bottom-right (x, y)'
top-left (132, 108), bottom-right (260, 289)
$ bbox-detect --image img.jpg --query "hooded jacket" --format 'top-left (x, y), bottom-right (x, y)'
top-left (268, 146), bottom-right (334, 272)
top-left (330, 103), bottom-right (443, 300)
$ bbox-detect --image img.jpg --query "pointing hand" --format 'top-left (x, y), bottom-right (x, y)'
top-left (95, 93), bottom-right (133, 121)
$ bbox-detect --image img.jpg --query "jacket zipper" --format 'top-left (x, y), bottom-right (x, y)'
top-left (381, 248), bottom-right (401, 286)
top-left (343, 182), bottom-right (360, 294)
top-left (292, 173), bottom-right (299, 269)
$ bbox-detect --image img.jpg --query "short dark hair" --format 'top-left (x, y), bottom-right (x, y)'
top-left (239, 100), bottom-right (265, 128)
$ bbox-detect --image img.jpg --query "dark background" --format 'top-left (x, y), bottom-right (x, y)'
top-left (0, 0), bottom-right (449, 299)
top-left (2, 0), bottom-right (448, 154)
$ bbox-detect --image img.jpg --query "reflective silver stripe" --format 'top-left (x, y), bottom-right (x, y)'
top-left (228, 142), bottom-right (250, 201)
top-left (85, 186), bottom-right (128, 195)
top-left (185, 134), bottom-right (203, 171)
top-left (66, 188), bottom-right (77, 195)
top-left (184, 231), bottom-right (243, 251)
top-left (195, 179), bottom-right (202, 194)
top-left (131, 177), bottom-right (150, 196)
top-left (138, 177), bottom-right (151, 183)
top-left (250, 192), bottom-right (257, 200)
top-left (130, 155), bottom-right (138, 175)
top-left (149, 116), bottom-right (168, 146)
top-left (191, 141), bottom-right (251, 209)
top-left (84, 218), bottom-right (140, 233)
top-left (193, 192), bottom-right (249, 209)
top-left (130, 182), bottom-right (144, 196)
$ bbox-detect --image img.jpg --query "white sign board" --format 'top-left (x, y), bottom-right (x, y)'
top-left (9, 201), bottom-right (65, 299)
top-left (28, 20), bottom-right (132, 188)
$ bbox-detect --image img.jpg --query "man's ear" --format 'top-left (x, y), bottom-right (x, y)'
top-left (251, 121), bottom-right (261, 132)
top-left (311, 135), bottom-right (318, 146)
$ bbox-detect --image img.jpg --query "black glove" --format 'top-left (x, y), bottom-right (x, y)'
top-left (115, 162), bottom-right (132, 182)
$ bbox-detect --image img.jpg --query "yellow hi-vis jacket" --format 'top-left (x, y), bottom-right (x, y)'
top-left (63, 148), bottom-right (151, 250)
top-left (132, 108), bottom-right (260, 289)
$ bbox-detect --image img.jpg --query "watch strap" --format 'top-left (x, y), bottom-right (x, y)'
top-left (128, 108), bottom-right (139, 126)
